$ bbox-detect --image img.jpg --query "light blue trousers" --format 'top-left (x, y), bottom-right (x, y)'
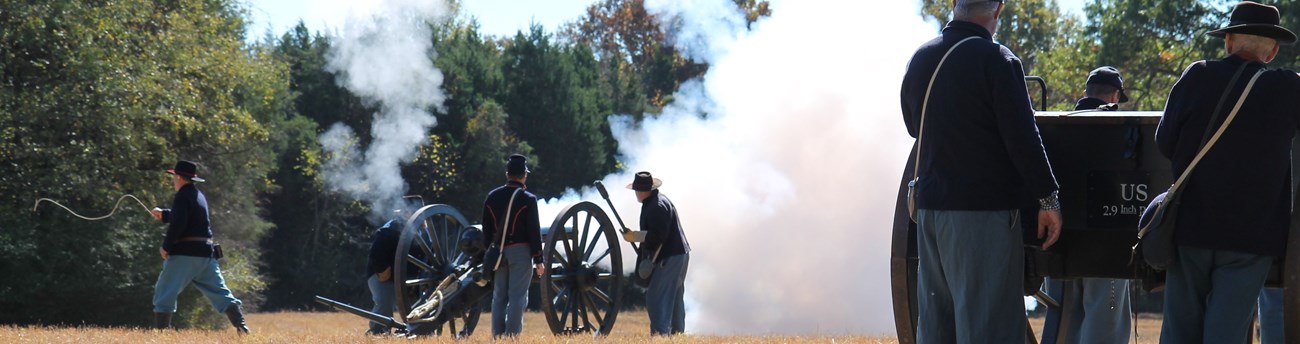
top-left (152, 255), bottom-right (240, 313)
top-left (1161, 245), bottom-right (1271, 344)
top-left (491, 245), bottom-right (532, 337)
top-left (647, 253), bottom-right (688, 335)
top-left (1044, 277), bottom-right (1132, 344)
top-left (915, 209), bottom-right (1025, 344)
top-left (368, 273), bottom-right (396, 333)
top-left (1258, 287), bottom-right (1283, 344)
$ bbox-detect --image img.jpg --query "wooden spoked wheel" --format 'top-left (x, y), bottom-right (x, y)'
top-left (539, 201), bottom-right (624, 335)
top-left (395, 204), bottom-right (481, 337)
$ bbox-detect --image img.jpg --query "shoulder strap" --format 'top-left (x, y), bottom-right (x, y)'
top-left (912, 36), bottom-right (982, 183)
top-left (1196, 62), bottom-right (1251, 151)
top-left (494, 188), bottom-right (523, 271)
top-left (1169, 69), bottom-right (1266, 196)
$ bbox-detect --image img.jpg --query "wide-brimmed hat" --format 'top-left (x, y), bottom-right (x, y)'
top-left (506, 154), bottom-right (530, 175)
top-left (1207, 1), bottom-right (1297, 44)
top-left (626, 171), bottom-right (662, 192)
top-left (1086, 66), bottom-right (1129, 103)
top-left (167, 160), bottom-right (206, 183)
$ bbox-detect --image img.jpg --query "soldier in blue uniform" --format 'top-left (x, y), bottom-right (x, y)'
top-left (365, 217), bottom-right (402, 335)
top-left (624, 171), bottom-right (690, 335)
top-left (1041, 66), bottom-right (1132, 344)
top-left (481, 154), bottom-right (543, 337)
top-left (1156, 2), bottom-right (1300, 342)
top-left (1074, 67), bottom-right (1129, 111)
top-left (900, 0), bottom-right (1063, 341)
top-left (148, 160), bottom-right (249, 334)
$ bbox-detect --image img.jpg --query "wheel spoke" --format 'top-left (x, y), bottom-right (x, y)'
top-left (441, 216), bottom-right (455, 265)
top-left (550, 250), bottom-right (571, 268)
top-left (431, 217), bottom-right (443, 265)
top-left (578, 290), bottom-right (592, 331)
top-left (568, 286), bottom-right (580, 330)
top-left (578, 212), bottom-right (593, 260)
top-left (589, 248), bottom-right (611, 265)
top-left (583, 293), bottom-right (604, 330)
top-left (583, 216), bottom-right (602, 260)
top-left (415, 231), bottom-right (438, 267)
top-left (406, 254), bottom-right (436, 272)
top-left (595, 272), bottom-right (615, 280)
top-left (563, 216), bottom-right (578, 264)
top-left (588, 287), bottom-right (613, 304)
top-left (555, 286), bottom-right (571, 328)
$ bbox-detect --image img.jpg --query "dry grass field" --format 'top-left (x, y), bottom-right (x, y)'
top-left (0, 310), bottom-right (1179, 344)
top-left (0, 309), bottom-right (1183, 343)
top-left (0, 310), bottom-right (905, 343)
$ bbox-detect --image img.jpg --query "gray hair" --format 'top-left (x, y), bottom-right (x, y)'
top-left (955, 0), bottom-right (1001, 18)
top-left (1227, 33), bottom-right (1279, 57)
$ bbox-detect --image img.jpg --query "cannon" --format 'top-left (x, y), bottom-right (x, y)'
top-left (890, 110), bottom-right (1300, 343)
top-left (316, 182), bottom-right (630, 337)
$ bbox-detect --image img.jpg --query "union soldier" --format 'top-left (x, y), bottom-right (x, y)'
top-left (1075, 66), bottom-right (1129, 111)
top-left (365, 216), bottom-right (402, 335)
top-left (1155, 2), bottom-right (1300, 341)
top-left (623, 171), bottom-right (690, 335)
top-left (148, 160), bottom-right (249, 334)
top-left (1040, 66), bottom-right (1132, 344)
top-left (900, 0), bottom-right (1062, 341)
top-left (481, 154), bottom-right (543, 337)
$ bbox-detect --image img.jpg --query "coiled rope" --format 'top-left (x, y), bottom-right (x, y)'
top-left (32, 194), bottom-right (153, 221)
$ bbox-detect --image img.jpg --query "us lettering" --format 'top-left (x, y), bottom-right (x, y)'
top-left (1121, 183), bottom-right (1149, 201)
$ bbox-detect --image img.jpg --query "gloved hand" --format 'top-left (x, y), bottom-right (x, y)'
top-left (622, 230), bottom-right (646, 243)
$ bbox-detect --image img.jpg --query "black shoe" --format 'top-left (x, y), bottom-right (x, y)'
top-left (153, 312), bottom-right (172, 330)
top-left (224, 304), bottom-right (251, 335)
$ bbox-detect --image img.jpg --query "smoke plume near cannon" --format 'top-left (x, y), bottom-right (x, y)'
top-left (539, 0), bottom-right (935, 335)
top-left (318, 0), bottom-right (450, 221)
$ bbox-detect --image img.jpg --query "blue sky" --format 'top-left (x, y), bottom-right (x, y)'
top-left (242, 0), bottom-right (1091, 41)
top-left (243, 0), bottom-right (597, 39)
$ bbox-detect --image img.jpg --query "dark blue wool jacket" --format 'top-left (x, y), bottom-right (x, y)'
top-left (482, 181), bottom-right (542, 264)
top-left (1157, 54), bottom-right (1300, 257)
top-left (639, 190), bottom-right (690, 262)
top-left (160, 183), bottom-right (214, 258)
top-left (366, 219), bottom-right (402, 278)
top-left (901, 21), bottom-right (1059, 210)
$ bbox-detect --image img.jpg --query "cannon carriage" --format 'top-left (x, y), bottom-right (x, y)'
top-left (890, 109), bottom-right (1300, 343)
top-left (316, 182), bottom-right (631, 337)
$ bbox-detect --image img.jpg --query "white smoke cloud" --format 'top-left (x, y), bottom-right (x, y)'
top-left (319, 0), bottom-right (449, 220)
top-left (537, 0), bottom-right (937, 335)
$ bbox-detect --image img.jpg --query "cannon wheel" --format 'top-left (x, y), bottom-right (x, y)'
top-left (395, 204), bottom-right (481, 337)
top-left (540, 201), bottom-right (624, 335)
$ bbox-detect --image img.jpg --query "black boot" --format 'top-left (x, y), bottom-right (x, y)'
top-left (224, 304), bottom-right (250, 335)
top-left (153, 312), bottom-right (171, 330)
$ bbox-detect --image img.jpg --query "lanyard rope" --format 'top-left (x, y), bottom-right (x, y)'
top-left (33, 194), bottom-right (153, 221)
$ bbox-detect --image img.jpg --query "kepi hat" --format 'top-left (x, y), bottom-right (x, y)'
top-left (1207, 1), bottom-right (1297, 44)
top-left (167, 160), bottom-right (205, 183)
top-left (506, 154), bottom-right (530, 175)
top-left (1086, 66), bottom-right (1129, 103)
top-left (627, 171), bottom-right (662, 192)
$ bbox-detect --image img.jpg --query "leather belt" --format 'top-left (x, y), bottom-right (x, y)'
top-left (177, 237), bottom-right (213, 244)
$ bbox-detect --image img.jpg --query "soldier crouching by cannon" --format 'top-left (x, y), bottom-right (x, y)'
top-left (319, 157), bottom-right (629, 338)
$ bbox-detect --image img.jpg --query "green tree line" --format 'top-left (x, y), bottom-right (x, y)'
top-left (10, 0), bottom-right (1299, 329)
top-left (0, 0), bottom-right (768, 327)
